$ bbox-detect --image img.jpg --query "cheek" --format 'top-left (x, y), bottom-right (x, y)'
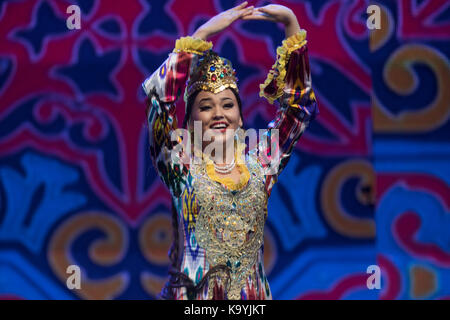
top-left (190, 110), bottom-right (207, 127)
top-left (229, 110), bottom-right (242, 126)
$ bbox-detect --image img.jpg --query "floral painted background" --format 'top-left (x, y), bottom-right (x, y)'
top-left (0, 0), bottom-right (448, 299)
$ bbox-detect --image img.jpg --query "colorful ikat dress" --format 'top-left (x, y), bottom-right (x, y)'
top-left (142, 30), bottom-right (318, 300)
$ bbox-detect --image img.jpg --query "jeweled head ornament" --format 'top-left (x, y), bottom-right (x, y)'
top-left (183, 50), bottom-right (239, 106)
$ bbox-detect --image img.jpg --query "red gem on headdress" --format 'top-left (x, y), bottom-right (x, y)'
top-left (211, 74), bottom-right (217, 81)
top-left (223, 68), bottom-right (227, 74)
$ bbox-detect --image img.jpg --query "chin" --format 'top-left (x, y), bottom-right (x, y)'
top-left (222, 129), bottom-right (236, 143)
top-left (207, 129), bottom-right (235, 147)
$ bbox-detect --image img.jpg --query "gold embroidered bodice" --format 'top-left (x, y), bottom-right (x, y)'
top-left (190, 152), bottom-right (268, 300)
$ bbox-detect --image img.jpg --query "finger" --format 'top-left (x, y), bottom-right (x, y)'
top-left (241, 15), bottom-right (263, 20)
top-left (226, 5), bottom-right (251, 19)
top-left (236, 5), bottom-right (253, 12)
top-left (254, 8), bottom-right (274, 18)
top-left (243, 16), bottom-right (277, 22)
top-left (255, 7), bottom-right (269, 13)
top-left (240, 13), bottom-right (276, 21)
top-left (232, 1), bottom-right (248, 10)
top-left (235, 6), bottom-right (254, 20)
top-left (239, 6), bottom-right (254, 15)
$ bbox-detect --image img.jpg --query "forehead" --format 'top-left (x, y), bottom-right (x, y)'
top-left (195, 89), bottom-right (235, 103)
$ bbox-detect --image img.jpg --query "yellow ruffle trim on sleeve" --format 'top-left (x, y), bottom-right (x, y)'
top-left (259, 30), bottom-right (308, 104)
top-left (173, 36), bottom-right (213, 55)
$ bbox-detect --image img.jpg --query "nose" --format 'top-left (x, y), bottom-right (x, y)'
top-left (212, 106), bottom-right (225, 119)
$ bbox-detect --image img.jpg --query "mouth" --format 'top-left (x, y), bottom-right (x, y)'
top-left (210, 122), bottom-right (229, 133)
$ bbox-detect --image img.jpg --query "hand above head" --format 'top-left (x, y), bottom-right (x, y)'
top-left (191, 1), bottom-right (254, 40)
top-left (241, 4), bottom-right (301, 38)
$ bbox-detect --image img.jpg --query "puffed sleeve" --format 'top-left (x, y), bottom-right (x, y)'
top-left (142, 36), bottom-right (213, 197)
top-left (256, 30), bottom-right (319, 197)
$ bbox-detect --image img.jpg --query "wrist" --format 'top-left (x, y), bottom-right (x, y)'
top-left (283, 10), bottom-right (300, 27)
top-left (284, 15), bottom-right (301, 38)
top-left (282, 9), bottom-right (296, 25)
top-left (192, 29), bottom-right (208, 41)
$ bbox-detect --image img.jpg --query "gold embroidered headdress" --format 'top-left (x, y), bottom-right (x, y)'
top-left (183, 50), bottom-right (239, 106)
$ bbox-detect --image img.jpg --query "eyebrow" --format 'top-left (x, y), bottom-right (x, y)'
top-left (199, 97), bottom-right (233, 104)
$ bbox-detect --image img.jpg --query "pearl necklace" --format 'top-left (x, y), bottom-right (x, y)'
top-left (213, 157), bottom-right (235, 174)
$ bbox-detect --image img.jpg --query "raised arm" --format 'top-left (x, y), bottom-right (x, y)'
top-left (142, 2), bottom-right (255, 196)
top-left (142, 37), bottom-right (212, 196)
top-left (243, 5), bottom-right (319, 196)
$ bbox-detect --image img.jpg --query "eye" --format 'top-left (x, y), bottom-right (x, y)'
top-left (223, 103), bottom-right (234, 109)
top-left (199, 105), bottom-right (211, 111)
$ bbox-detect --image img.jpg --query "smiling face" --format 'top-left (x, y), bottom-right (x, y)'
top-left (188, 89), bottom-right (243, 154)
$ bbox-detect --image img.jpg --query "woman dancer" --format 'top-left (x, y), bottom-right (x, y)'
top-left (142, 2), bottom-right (318, 300)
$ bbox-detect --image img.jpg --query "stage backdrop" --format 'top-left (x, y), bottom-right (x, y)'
top-left (0, 0), bottom-right (448, 299)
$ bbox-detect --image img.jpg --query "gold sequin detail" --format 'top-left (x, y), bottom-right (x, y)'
top-left (191, 154), bottom-right (268, 300)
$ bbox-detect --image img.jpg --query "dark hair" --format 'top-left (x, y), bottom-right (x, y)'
top-left (182, 87), bottom-right (244, 129)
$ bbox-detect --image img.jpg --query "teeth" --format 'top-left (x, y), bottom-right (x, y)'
top-left (212, 124), bottom-right (227, 129)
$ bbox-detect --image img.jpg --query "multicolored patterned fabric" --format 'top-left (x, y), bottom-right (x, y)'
top-left (0, 0), bottom-right (448, 300)
top-left (141, 32), bottom-right (318, 299)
